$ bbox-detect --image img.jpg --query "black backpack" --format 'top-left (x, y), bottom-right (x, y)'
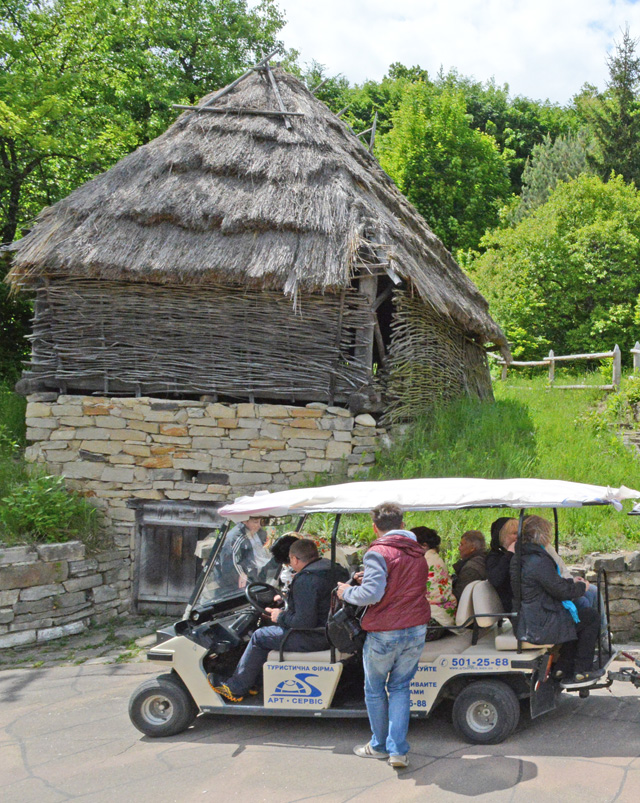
top-left (326, 589), bottom-right (366, 653)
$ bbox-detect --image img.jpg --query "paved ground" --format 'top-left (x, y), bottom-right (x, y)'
top-left (0, 616), bottom-right (164, 672)
top-left (1, 658), bottom-right (640, 803)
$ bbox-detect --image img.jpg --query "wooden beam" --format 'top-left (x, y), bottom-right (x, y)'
top-left (264, 62), bottom-right (292, 130)
top-left (354, 275), bottom-right (378, 370)
top-left (369, 111), bottom-right (378, 153)
top-left (372, 285), bottom-right (393, 312)
top-left (199, 48), bottom-right (280, 109)
top-left (311, 77), bottom-right (329, 94)
top-left (374, 318), bottom-right (386, 366)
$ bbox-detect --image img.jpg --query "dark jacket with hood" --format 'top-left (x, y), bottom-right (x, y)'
top-left (486, 516), bottom-right (514, 612)
top-left (486, 550), bottom-right (513, 612)
top-left (510, 543), bottom-right (586, 645)
top-left (452, 551), bottom-right (487, 602)
top-left (278, 557), bottom-right (347, 648)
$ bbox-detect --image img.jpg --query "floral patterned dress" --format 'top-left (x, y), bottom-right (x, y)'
top-left (425, 549), bottom-right (457, 628)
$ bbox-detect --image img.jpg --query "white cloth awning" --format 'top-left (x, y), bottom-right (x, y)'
top-left (218, 477), bottom-right (640, 520)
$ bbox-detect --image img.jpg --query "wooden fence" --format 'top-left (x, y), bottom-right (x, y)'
top-left (495, 344), bottom-right (622, 390)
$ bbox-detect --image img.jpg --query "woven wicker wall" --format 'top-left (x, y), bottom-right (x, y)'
top-left (383, 290), bottom-right (493, 423)
top-left (25, 279), bottom-right (373, 403)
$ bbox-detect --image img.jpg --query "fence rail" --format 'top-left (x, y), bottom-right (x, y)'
top-left (496, 345), bottom-right (622, 390)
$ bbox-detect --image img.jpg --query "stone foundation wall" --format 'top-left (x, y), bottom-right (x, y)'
top-left (24, 394), bottom-right (384, 553)
top-left (580, 552), bottom-right (640, 642)
top-left (0, 541), bottom-right (130, 649)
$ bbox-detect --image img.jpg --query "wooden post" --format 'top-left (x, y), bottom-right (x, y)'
top-left (354, 275), bottom-right (378, 371)
top-left (501, 363), bottom-right (508, 381)
top-left (634, 341), bottom-right (640, 372)
top-left (369, 111), bottom-right (378, 154)
top-left (548, 350), bottom-right (555, 384)
top-left (613, 344), bottom-right (622, 389)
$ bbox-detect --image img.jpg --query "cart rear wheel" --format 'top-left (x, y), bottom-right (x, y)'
top-left (452, 680), bottom-right (520, 745)
top-left (129, 674), bottom-right (198, 737)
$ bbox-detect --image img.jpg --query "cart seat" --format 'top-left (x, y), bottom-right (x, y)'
top-left (420, 630), bottom-right (474, 662)
top-left (494, 621), bottom-right (553, 651)
top-left (267, 648), bottom-right (354, 663)
top-left (472, 581), bottom-right (506, 627)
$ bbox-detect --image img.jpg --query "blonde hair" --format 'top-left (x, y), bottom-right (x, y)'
top-left (499, 518), bottom-right (518, 549)
top-left (522, 515), bottom-right (552, 546)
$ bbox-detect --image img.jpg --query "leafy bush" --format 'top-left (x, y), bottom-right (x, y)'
top-left (0, 473), bottom-right (103, 546)
top-left (470, 174), bottom-right (640, 361)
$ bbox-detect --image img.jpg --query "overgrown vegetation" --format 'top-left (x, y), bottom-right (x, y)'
top-left (0, 381), bottom-right (104, 548)
top-left (316, 373), bottom-right (640, 562)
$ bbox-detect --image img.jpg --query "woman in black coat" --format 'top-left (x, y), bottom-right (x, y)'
top-left (486, 517), bottom-right (517, 612)
top-left (510, 515), bottom-right (603, 688)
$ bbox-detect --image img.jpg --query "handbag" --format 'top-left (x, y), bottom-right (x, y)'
top-left (326, 589), bottom-right (366, 653)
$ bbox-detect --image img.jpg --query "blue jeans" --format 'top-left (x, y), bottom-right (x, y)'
top-left (363, 624), bottom-right (427, 756)
top-left (227, 626), bottom-right (327, 696)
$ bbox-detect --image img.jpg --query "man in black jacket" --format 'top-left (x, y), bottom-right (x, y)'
top-left (511, 515), bottom-right (603, 689)
top-left (209, 538), bottom-right (344, 702)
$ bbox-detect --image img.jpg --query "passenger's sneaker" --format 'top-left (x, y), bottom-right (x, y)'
top-left (248, 686), bottom-right (260, 696)
top-left (388, 754), bottom-right (409, 768)
top-left (353, 742), bottom-right (389, 759)
top-left (560, 668), bottom-right (606, 689)
top-left (207, 674), bottom-right (244, 702)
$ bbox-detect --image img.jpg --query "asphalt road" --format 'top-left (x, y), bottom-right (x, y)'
top-left (1, 662), bottom-right (640, 803)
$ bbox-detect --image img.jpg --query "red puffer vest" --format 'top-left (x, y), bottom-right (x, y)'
top-left (362, 533), bottom-right (430, 632)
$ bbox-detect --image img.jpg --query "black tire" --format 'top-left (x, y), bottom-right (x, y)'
top-left (451, 680), bottom-right (520, 745)
top-left (129, 674), bottom-right (198, 737)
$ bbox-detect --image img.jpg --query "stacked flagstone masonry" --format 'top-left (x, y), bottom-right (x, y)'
top-left (0, 541), bottom-right (129, 649)
top-left (23, 394), bottom-right (384, 552)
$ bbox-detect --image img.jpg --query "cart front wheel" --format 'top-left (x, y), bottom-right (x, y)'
top-left (129, 674), bottom-right (198, 737)
top-left (452, 680), bottom-right (520, 745)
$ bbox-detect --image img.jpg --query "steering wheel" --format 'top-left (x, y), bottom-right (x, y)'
top-left (245, 582), bottom-right (282, 615)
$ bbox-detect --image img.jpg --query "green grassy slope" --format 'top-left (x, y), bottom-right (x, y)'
top-left (371, 373), bottom-right (640, 560)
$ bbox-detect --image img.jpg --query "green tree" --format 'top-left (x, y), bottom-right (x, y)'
top-left (578, 26), bottom-right (640, 184)
top-left (0, 0), bottom-right (284, 379)
top-left (469, 174), bottom-right (640, 359)
top-left (512, 131), bottom-right (591, 221)
top-left (377, 81), bottom-right (511, 252)
top-left (437, 70), bottom-right (577, 193)
top-left (0, 0), bottom-right (285, 244)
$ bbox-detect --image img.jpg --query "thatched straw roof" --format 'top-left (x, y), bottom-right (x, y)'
top-left (7, 68), bottom-right (507, 349)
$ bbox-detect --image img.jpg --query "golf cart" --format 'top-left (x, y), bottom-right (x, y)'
top-left (129, 477), bottom-right (640, 744)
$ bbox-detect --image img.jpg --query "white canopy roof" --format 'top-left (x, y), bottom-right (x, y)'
top-left (219, 477), bottom-right (640, 520)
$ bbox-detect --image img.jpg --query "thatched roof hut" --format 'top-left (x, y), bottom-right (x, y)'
top-left (7, 67), bottom-right (507, 420)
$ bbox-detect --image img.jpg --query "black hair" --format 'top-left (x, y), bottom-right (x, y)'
top-left (489, 517), bottom-right (512, 552)
top-left (270, 534), bottom-right (299, 565)
top-left (411, 526), bottom-right (440, 550)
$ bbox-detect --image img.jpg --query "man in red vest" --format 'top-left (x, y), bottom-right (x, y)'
top-left (337, 502), bottom-right (429, 769)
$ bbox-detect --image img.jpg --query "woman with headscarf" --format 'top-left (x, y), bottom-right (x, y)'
top-left (486, 517), bottom-right (518, 613)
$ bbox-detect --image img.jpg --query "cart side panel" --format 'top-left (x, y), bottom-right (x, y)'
top-left (263, 661), bottom-right (343, 710)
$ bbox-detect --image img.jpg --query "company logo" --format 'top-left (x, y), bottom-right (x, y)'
top-left (268, 672), bottom-right (323, 705)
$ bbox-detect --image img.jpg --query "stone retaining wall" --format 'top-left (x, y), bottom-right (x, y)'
top-left (24, 394), bottom-right (385, 552)
top-left (0, 541), bottom-right (130, 649)
top-left (581, 551), bottom-right (640, 642)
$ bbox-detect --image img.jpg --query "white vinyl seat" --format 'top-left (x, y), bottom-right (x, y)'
top-left (455, 580), bottom-right (482, 626)
top-left (494, 620), bottom-right (554, 651)
top-left (267, 649), bottom-right (354, 662)
top-left (472, 581), bottom-right (505, 626)
top-left (420, 630), bottom-right (474, 662)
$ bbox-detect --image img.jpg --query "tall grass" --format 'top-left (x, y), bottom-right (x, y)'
top-left (368, 372), bottom-right (640, 559)
top-left (0, 382), bottom-right (104, 548)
